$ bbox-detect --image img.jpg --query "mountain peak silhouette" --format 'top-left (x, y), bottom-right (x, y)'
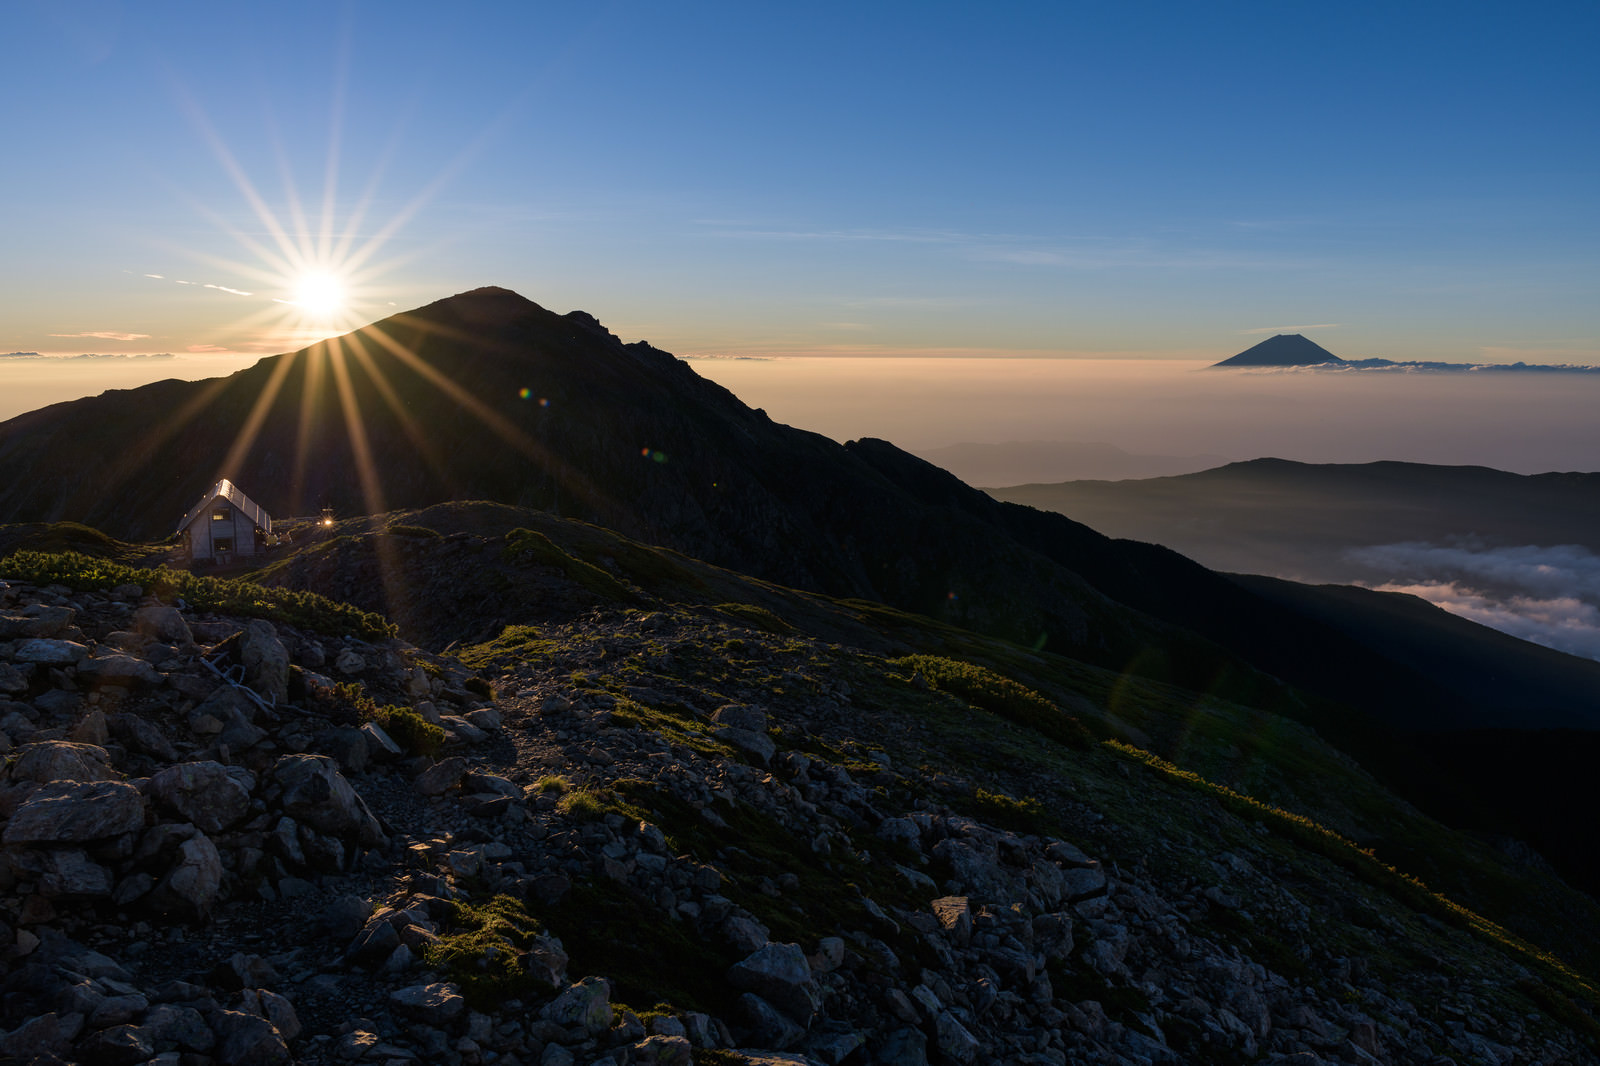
top-left (1213, 333), bottom-right (1343, 367)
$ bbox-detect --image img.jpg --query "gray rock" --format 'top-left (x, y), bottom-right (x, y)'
top-left (728, 943), bottom-right (820, 1023)
top-left (359, 721), bottom-right (403, 761)
top-left (0, 604), bottom-right (76, 638)
top-left (210, 1009), bottom-right (291, 1066)
top-left (271, 754), bottom-right (386, 847)
top-left (334, 648), bottom-right (365, 674)
top-left (876, 817), bottom-right (922, 850)
top-left (1061, 864), bottom-right (1108, 901)
top-left (0, 1011), bottom-right (85, 1061)
top-left (737, 992), bottom-right (805, 1050)
top-left (68, 707), bottom-right (110, 746)
top-left (134, 605), bottom-right (193, 646)
top-left (156, 833), bottom-right (225, 912)
top-left (874, 1027), bottom-right (929, 1066)
top-left (143, 1004), bottom-right (215, 1052)
top-left (9, 846), bottom-right (114, 896)
top-left (930, 896), bottom-right (972, 947)
top-left (718, 725), bottom-right (776, 765)
top-left (149, 761), bottom-right (252, 833)
top-left (525, 934), bottom-right (570, 988)
top-left (13, 638), bottom-right (89, 665)
top-left (4, 739), bottom-right (117, 783)
top-left (415, 756), bottom-right (470, 796)
top-left (808, 936), bottom-right (845, 974)
top-left (712, 704), bottom-right (769, 732)
top-left (2, 780), bottom-right (145, 844)
top-left (0, 661), bottom-right (28, 694)
top-left (77, 653), bottom-right (161, 686)
top-left (388, 982), bottom-right (465, 1025)
top-left (933, 1011), bottom-right (979, 1064)
top-left (240, 621), bottom-right (290, 704)
top-left (540, 976), bottom-right (613, 1035)
top-left (190, 687), bottom-right (266, 751)
top-left (722, 913), bottom-right (772, 954)
top-left (628, 1034), bottom-right (694, 1066)
top-left (75, 1023), bottom-right (154, 1065)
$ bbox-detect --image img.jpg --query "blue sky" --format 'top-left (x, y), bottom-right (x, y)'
top-left (5, 0), bottom-right (1597, 363)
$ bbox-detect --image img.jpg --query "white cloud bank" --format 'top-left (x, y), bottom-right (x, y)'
top-left (1349, 542), bottom-right (1600, 661)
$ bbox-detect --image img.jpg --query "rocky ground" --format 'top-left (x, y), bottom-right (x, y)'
top-left (2, 573), bottom-right (1598, 1065)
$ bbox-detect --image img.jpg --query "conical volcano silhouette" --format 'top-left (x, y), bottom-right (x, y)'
top-left (1213, 333), bottom-right (1343, 367)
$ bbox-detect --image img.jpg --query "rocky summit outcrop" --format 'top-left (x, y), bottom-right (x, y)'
top-left (1, 572), bottom-right (1597, 1065)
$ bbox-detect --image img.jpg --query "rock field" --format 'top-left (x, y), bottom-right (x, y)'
top-left (1, 575), bottom-right (1597, 1065)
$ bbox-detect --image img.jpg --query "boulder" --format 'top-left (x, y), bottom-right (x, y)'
top-left (148, 762), bottom-right (252, 833)
top-left (540, 976), bottom-right (613, 1035)
top-left (270, 755), bottom-right (386, 847)
top-left (737, 993), bottom-right (805, 1050)
top-left (12, 638), bottom-right (89, 665)
top-left (4, 740), bottom-right (117, 784)
top-left (77, 654), bottom-right (161, 686)
top-left (240, 621), bottom-right (290, 704)
top-left (133, 604), bottom-right (193, 646)
top-left (2, 780), bottom-right (145, 845)
top-left (155, 833), bottom-right (225, 913)
top-left (210, 1009), bottom-right (291, 1066)
top-left (388, 982), bottom-right (465, 1025)
top-left (190, 687), bottom-right (266, 752)
top-left (727, 943), bottom-right (820, 1023)
top-left (8, 847), bottom-right (114, 897)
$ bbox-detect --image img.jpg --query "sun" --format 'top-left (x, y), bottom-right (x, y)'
top-left (291, 272), bottom-right (347, 319)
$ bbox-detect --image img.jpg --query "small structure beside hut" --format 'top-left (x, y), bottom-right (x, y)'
top-left (176, 479), bottom-right (273, 563)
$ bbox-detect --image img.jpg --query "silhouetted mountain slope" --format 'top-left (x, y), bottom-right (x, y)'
top-left (2, 289), bottom-right (1594, 735)
top-left (990, 457), bottom-right (1600, 581)
top-left (1231, 575), bottom-right (1600, 729)
top-left (1213, 332), bottom-right (1342, 366)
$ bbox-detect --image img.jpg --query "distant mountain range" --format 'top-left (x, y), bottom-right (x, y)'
top-left (8, 286), bottom-right (1600, 910)
top-left (3, 287), bottom-right (1596, 731)
top-left (990, 457), bottom-right (1600, 581)
top-left (911, 440), bottom-right (1230, 485)
top-left (1210, 333), bottom-right (1600, 372)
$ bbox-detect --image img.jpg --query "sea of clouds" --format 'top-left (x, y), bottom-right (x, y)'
top-left (1349, 542), bottom-right (1600, 662)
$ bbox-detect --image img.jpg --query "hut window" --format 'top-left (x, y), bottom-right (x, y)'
top-left (215, 538), bottom-right (233, 553)
top-left (212, 506), bottom-right (232, 521)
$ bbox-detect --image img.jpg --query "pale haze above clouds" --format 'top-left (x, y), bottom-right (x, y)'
top-left (1352, 543), bottom-right (1600, 662)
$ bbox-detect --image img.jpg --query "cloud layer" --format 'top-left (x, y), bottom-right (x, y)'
top-left (1350, 542), bottom-right (1600, 661)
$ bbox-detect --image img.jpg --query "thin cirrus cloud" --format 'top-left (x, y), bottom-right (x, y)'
top-left (1239, 324), bottom-right (1340, 334)
top-left (49, 331), bottom-right (152, 341)
top-left (1350, 541), bottom-right (1600, 662)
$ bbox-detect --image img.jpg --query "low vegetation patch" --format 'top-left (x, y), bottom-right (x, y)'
top-left (711, 602), bottom-right (792, 633)
top-left (1104, 739), bottom-right (1599, 1002)
top-left (0, 550), bottom-right (395, 639)
top-left (503, 528), bottom-right (635, 602)
top-left (423, 895), bottom-right (544, 1005)
top-left (893, 654), bottom-right (1093, 748)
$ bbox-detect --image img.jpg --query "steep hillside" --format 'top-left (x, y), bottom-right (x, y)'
top-left (4, 291), bottom-right (1594, 742)
top-left (3, 553), bottom-right (1600, 1065)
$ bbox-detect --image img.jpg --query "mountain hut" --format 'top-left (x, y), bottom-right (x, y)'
top-left (176, 479), bottom-right (273, 563)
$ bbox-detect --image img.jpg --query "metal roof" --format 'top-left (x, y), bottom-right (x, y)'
top-left (175, 479), bottom-right (272, 535)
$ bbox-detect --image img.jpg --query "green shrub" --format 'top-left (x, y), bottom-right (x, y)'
top-left (372, 705), bottom-right (445, 757)
top-left (558, 789), bottom-right (608, 822)
top-left (385, 524), bottom-right (440, 539)
top-left (423, 895), bottom-right (544, 1005)
top-left (712, 603), bottom-right (791, 633)
top-left (893, 654), bottom-right (1092, 748)
top-left (0, 550), bottom-right (395, 639)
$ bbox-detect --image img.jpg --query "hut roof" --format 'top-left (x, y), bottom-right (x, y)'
top-left (175, 479), bottom-right (271, 535)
